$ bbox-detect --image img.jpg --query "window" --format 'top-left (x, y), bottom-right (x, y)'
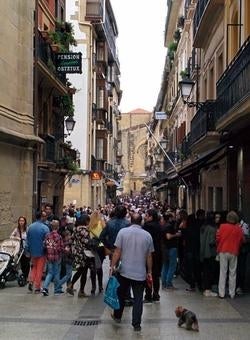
top-left (217, 53), bottom-right (223, 80)
top-left (97, 88), bottom-right (104, 108)
top-left (209, 66), bottom-right (214, 99)
top-left (215, 187), bottom-right (223, 211)
top-left (208, 187), bottom-right (213, 211)
top-left (96, 138), bottom-right (104, 159)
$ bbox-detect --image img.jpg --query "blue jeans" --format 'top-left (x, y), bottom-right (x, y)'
top-left (58, 263), bottom-right (72, 290)
top-left (43, 261), bottom-right (60, 293)
top-left (161, 248), bottom-right (177, 287)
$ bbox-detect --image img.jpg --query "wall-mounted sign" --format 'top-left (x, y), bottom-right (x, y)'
top-left (55, 52), bottom-right (82, 73)
top-left (155, 111), bottom-right (167, 120)
top-left (91, 171), bottom-right (102, 180)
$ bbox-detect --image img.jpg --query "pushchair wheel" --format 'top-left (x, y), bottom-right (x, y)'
top-left (18, 274), bottom-right (26, 287)
top-left (0, 278), bottom-right (6, 289)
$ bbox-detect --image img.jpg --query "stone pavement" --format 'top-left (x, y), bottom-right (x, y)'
top-left (0, 264), bottom-right (250, 340)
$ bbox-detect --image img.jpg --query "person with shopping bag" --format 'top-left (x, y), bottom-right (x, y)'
top-left (109, 213), bottom-right (154, 332)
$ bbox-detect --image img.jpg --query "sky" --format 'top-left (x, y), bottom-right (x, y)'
top-left (110, 0), bottom-right (168, 113)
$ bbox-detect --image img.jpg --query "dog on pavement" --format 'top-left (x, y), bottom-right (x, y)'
top-left (175, 306), bottom-right (199, 331)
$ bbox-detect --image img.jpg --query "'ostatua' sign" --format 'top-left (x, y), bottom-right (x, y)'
top-left (55, 52), bottom-right (82, 73)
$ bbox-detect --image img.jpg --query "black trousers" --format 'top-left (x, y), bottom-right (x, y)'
top-left (114, 274), bottom-right (145, 328)
top-left (20, 254), bottom-right (30, 280)
top-left (202, 257), bottom-right (216, 290)
top-left (186, 251), bottom-right (202, 289)
top-left (71, 258), bottom-right (95, 292)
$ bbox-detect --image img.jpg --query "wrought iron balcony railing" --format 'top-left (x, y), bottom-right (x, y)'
top-left (86, 0), bottom-right (104, 21)
top-left (37, 31), bottom-right (66, 85)
top-left (216, 36), bottom-right (250, 122)
top-left (190, 102), bottom-right (216, 145)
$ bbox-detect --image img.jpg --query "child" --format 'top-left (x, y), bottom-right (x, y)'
top-left (42, 220), bottom-right (64, 296)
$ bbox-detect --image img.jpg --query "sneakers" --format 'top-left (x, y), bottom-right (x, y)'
top-left (54, 291), bottom-right (64, 296)
top-left (203, 290), bottom-right (218, 297)
top-left (111, 313), bottom-right (121, 323)
top-left (42, 288), bottom-right (49, 296)
top-left (28, 282), bottom-right (33, 293)
top-left (78, 291), bottom-right (89, 298)
top-left (133, 326), bottom-right (141, 332)
top-left (186, 287), bottom-right (196, 292)
top-left (34, 288), bottom-right (41, 294)
top-left (143, 299), bottom-right (152, 304)
top-left (66, 287), bottom-right (74, 296)
top-left (152, 295), bottom-right (160, 303)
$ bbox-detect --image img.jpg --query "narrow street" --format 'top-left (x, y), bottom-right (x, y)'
top-left (0, 261), bottom-right (249, 340)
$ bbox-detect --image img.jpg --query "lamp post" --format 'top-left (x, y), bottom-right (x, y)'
top-left (65, 116), bottom-right (76, 136)
top-left (178, 78), bottom-right (208, 110)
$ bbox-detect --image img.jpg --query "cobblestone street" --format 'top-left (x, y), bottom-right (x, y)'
top-left (0, 262), bottom-right (250, 340)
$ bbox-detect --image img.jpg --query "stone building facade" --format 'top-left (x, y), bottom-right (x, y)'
top-left (120, 108), bottom-right (151, 195)
top-left (0, 1), bottom-right (39, 239)
top-left (64, 0), bottom-right (122, 208)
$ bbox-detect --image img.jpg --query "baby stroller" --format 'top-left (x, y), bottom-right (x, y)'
top-left (0, 238), bottom-right (26, 288)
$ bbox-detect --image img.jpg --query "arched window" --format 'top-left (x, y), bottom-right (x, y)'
top-left (230, 10), bottom-right (239, 60)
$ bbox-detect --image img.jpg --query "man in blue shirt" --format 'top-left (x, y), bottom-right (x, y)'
top-left (26, 211), bottom-right (49, 293)
top-left (99, 205), bottom-right (129, 252)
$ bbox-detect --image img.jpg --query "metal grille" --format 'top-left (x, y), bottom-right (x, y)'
top-left (72, 320), bottom-right (99, 327)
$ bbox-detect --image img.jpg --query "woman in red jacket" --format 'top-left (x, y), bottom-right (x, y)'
top-left (216, 211), bottom-right (244, 299)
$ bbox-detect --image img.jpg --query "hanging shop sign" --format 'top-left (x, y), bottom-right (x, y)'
top-left (90, 171), bottom-right (102, 180)
top-left (55, 52), bottom-right (82, 73)
top-left (155, 111), bottom-right (167, 120)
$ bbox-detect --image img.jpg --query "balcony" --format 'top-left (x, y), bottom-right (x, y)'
top-left (37, 31), bottom-right (66, 87)
top-left (93, 109), bottom-right (107, 125)
top-left (105, 162), bottom-right (113, 174)
top-left (193, 0), bottom-right (224, 48)
top-left (96, 60), bottom-right (107, 78)
top-left (44, 135), bottom-right (55, 162)
top-left (91, 155), bottom-right (105, 171)
top-left (190, 102), bottom-right (219, 151)
top-left (215, 37), bottom-right (250, 131)
top-left (86, 0), bottom-right (104, 22)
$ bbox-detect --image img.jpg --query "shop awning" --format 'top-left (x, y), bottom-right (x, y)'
top-left (106, 178), bottom-right (120, 187)
top-left (179, 144), bottom-right (227, 177)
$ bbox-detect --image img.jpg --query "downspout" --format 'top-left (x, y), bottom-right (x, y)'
top-left (78, 21), bottom-right (93, 206)
top-left (32, 0), bottom-right (39, 218)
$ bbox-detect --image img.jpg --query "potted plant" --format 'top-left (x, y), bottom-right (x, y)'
top-left (60, 95), bottom-right (74, 117)
top-left (180, 69), bottom-right (189, 79)
top-left (49, 21), bottom-right (77, 53)
top-left (177, 15), bottom-right (185, 28)
top-left (174, 29), bottom-right (181, 42)
top-left (51, 43), bottom-right (60, 53)
top-left (67, 87), bottom-right (77, 95)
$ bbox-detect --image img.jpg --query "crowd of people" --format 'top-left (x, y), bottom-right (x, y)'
top-left (8, 197), bottom-right (250, 332)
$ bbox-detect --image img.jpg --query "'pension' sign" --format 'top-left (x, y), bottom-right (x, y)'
top-left (55, 52), bottom-right (82, 73)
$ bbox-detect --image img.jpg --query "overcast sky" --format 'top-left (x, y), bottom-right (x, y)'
top-left (110, 0), bottom-right (167, 113)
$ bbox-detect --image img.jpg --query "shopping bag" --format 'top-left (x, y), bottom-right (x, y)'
top-left (104, 275), bottom-right (120, 310)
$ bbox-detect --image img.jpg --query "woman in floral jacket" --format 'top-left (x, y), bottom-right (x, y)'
top-left (66, 214), bottom-right (96, 297)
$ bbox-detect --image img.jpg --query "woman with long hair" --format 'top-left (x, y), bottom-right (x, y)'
top-left (89, 210), bottom-right (106, 293)
top-left (67, 214), bottom-right (96, 297)
top-left (11, 216), bottom-right (30, 282)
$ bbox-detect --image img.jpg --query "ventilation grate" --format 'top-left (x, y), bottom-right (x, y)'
top-left (72, 320), bottom-right (99, 327)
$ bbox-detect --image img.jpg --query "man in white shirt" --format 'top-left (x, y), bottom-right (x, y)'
top-left (110, 213), bottom-right (154, 332)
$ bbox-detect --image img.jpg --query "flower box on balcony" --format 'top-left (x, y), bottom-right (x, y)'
top-left (51, 44), bottom-right (60, 53)
top-left (40, 31), bottom-right (53, 44)
top-left (67, 87), bottom-right (77, 95)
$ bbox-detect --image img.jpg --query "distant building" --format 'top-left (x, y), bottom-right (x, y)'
top-left (120, 108), bottom-right (151, 195)
top-left (64, 0), bottom-right (122, 208)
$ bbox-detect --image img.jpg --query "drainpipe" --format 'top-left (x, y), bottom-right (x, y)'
top-left (78, 21), bottom-right (93, 206)
top-left (32, 0), bottom-right (39, 218)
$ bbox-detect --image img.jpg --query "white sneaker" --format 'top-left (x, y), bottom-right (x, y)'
top-left (203, 290), bottom-right (218, 297)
